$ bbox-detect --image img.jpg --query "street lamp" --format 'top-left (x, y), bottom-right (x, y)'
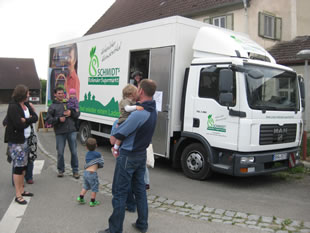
top-left (296, 49), bottom-right (310, 160)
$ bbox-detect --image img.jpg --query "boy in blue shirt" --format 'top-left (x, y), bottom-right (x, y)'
top-left (77, 137), bottom-right (104, 207)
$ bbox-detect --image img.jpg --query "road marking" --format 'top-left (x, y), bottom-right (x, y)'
top-left (0, 160), bottom-right (44, 233)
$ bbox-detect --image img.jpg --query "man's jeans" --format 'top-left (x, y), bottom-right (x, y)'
top-left (56, 132), bottom-right (79, 173)
top-left (109, 151), bottom-right (148, 233)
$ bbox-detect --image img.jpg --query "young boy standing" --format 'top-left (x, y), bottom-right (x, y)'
top-left (77, 138), bottom-right (104, 207)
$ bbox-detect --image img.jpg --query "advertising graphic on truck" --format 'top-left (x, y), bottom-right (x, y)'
top-left (47, 16), bottom-right (303, 180)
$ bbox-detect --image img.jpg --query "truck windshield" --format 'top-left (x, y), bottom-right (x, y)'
top-left (245, 64), bottom-right (299, 111)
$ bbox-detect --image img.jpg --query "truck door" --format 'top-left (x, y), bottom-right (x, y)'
top-left (149, 46), bottom-right (174, 157)
top-left (192, 65), bottom-right (239, 152)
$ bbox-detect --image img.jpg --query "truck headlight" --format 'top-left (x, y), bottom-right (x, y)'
top-left (240, 156), bottom-right (255, 164)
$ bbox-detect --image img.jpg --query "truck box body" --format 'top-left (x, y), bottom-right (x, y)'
top-left (47, 16), bottom-right (303, 180)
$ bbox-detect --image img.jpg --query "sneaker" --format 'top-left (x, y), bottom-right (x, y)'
top-left (89, 200), bottom-right (100, 207)
top-left (145, 184), bottom-right (150, 190)
top-left (26, 179), bottom-right (34, 184)
top-left (77, 197), bottom-right (86, 204)
top-left (57, 172), bottom-right (64, 177)
top-left (73, 173), bottom-right (80, 179)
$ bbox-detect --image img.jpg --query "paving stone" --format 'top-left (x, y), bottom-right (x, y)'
top-left (158, 207), bottom-right (167, 211)
top-left (200, 217), bottom-right (210, 221)
top-left (274, 218), bottom-right (284, 225)
top-left (211, 219), bottom-right (223, 223)
top-left (300, 229), bottom-right (310, 233)
top-left (222, 216), bottom-right (232, 221)
top-left (248, 214), bottom-right (260, 221)
top-left (192, 205), bottom-right (204, 211)
top-left (189, 209), bottom-right (200, 214)
top-left (289, 220), bottom-right (301, 227)
top-left (164, 199), bottom-right (175, 205)
top-left (233, 218), bottom-right (245, 223)
top-left (177, 207), bottom-right (190, 212)
top-left (156, 197), bottom-right (167, 203)
top-left (304, 222), bottom-right (310, 228)
top-left (200, 213), bottom-right (210, 217)
top-left (178, 212), bottom-right (189, 216)
top-left (261, 228), bottom-right (275, 232)
top-left (147, 195), bottom-right (157, 201)
top-left (259, 223), bottom-right (271, 227)
top-left (223, 221), bottom-right (233, 225)
top-left (261, 216), bottom-right (274, 223)
top-left (203, 207), bottom-right (214, 213)
top-left (284, 226), bottom-right (297, 231)
top-left (185, 203), bottom-right (194, 208)
top-left (275, 231), bottom-right (288, 233)
top-left (214, 208), bottom-right (225, 215)
top-left (150, 202), bottom-right (161, 208)
top-left (245, 220), bottom-right (257, 225)
top-left (225, 211), bottom-right (236, 217)
top-left (235, 212), bottom-right (248, 219)
top-left (173, 201), bottom-right (185, 207)
top-left (189, 214), bottom-right (200, 219)
top-left (211, 214), bottom-right (222, 219)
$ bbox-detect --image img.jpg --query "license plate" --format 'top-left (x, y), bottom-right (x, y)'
top-left (273, 153), bottom-right (288, 161)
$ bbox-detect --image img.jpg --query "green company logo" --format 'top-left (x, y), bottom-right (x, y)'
top-left (207, 114), bottom-right (226, 132)
top-left (88, 46), bottom-right (120, 85)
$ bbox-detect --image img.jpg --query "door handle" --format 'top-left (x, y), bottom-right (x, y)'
top-left (193, 118), bottom-right (200, 128)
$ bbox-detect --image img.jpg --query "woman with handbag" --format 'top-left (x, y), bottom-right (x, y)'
top-left (4, 84), bottom-right (38, 204)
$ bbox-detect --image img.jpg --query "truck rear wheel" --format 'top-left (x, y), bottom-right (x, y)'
top-left (79, 122), bottom-right (91, 145)
top-left (181, 143), bottom-right (213, 180)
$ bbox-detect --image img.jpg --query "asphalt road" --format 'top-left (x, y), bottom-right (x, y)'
top-left (1, 104), bottom-right (310, 233)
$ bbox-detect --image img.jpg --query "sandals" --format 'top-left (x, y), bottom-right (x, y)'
top-left (15, 196), bottom-right (27, 205)
top-left (21, 191), bottom-right (34, 197)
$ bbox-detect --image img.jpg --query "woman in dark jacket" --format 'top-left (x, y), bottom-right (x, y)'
top-left (4, 84), bottom-right (38, 205)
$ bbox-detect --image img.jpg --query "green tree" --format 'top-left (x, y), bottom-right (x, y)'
top-left (40, 79), bottom-right (47, 104)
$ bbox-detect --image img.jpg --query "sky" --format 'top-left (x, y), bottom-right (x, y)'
top-left (0, 0), bottom-right (115, 79)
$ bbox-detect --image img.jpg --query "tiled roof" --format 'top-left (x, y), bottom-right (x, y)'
top-left (268, 36), bottom-right (310, 65)
top-left (0, 58), bottom-right (41, 90)
top-left (85, 0), bottom-right (244, 35)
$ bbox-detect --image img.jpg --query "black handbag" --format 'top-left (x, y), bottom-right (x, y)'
top-left (27, 124), bottom-right (38, 162)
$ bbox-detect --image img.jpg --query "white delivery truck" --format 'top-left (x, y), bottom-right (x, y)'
top-left (47, 16), bottom-right (305, 180)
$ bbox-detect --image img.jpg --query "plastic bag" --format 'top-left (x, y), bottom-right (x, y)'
top-left (146, 144), bottom-right (155, 168)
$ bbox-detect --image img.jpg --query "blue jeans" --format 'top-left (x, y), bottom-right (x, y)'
top-left (56, 132), bottom-right (79, 173)
top-left (126, 167), bottom-right (150, 212)
top-left (25, 160), bottom-right (34, 181)
top-left (108, 151), bottom-right (148, 233)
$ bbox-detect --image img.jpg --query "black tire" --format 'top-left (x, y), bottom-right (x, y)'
top-left (181, 143), bottom-right (213, 180)
top-left (79, 122), bottom-right (91, 145)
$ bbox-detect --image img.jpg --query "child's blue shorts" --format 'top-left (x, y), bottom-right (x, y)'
top-left (83, 171), bottom-right (99, 192)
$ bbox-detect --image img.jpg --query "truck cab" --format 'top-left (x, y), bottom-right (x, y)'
top-left (178, 27), bottom-right (303, 180)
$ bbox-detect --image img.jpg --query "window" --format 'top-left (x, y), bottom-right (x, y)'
top-left (203, 14), bottom-right (233, 30)
top-left (258, 12), bottom-right (282, 40)
top-left (198, 67), bottom-right (236, 106)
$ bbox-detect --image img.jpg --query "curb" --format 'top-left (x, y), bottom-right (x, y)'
top-left (301, 160), bottom-right (310, 168)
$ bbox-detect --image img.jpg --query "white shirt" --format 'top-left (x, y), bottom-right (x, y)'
top-left (24, 106), bottom-right (31, 138)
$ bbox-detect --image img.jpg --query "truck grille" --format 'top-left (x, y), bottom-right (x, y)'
top-left (259, 124), bottom-right (296, 145)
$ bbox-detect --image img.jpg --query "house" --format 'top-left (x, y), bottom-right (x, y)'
top-left (86, 0), bottom-right (310, 49)
top-left (0, 58), bottom-right (41, 104)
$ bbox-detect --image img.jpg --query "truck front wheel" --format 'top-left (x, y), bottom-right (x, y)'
top-left (79, 122), bottom-right (91, 145)
top-left (181, 143), bottom-right (213, 180)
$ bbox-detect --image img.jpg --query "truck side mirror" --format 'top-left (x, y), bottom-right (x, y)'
top-left (298, 75), bottom-right (305, 108)
top-left (219, 69), bottom-right (233, 107)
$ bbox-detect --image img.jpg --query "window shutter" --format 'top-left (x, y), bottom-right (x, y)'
top-left (258, 12), bottom-right (265, 37)
top-left (275, 17), bottom-right (282, 40)
top-left (226, 14), bottom-right (233, 30)
top-left (203, 18), bottom-right (211, 24)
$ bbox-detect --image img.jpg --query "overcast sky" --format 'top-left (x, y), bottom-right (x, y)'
top-left (0, 0), bottom-right (115, 79)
